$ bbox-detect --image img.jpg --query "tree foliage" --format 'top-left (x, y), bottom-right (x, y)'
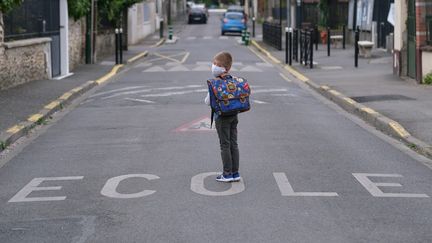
top-left (0, 0), bottom-right (23, 13)
top-left (68, 0), bottom-right (91, 20)
top-left (98, 0), bottom-right (141, 25)
top-left (318, 0), bottom-right (330, 28)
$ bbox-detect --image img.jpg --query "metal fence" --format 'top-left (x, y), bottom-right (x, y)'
top-left (299, 29), bottom-right (314, 69)
top-left (3, 0), bottom-right (59, 41)
top-left (263, 21), bottom-right (282, 50)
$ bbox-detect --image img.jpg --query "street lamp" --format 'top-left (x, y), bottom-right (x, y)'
top-left (296, 0), bottom-right (301, 29)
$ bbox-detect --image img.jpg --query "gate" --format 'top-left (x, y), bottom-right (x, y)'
top-left (4, 0), bottom-right (61, 77)
top-left (263, 22), bottom-right (282, 50)
top-left (407, 0), bottom-right (416, 79)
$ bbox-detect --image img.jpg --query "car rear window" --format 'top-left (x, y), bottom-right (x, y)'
top-left (226, 14), bottom-right (243, 20)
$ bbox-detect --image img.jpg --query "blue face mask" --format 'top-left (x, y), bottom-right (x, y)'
top-left (212, 64), bottom-right (226, 77)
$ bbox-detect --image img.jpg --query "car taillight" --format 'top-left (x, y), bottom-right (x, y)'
top-left (223, 18), bottom-right (228, 23)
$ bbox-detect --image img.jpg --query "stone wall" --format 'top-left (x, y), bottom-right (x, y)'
top-left (95, 31), bottom-right (115, 61)
top-left (68, 17), bottom-right (86, 70)
top-left (0, 38), bottom-right (51, 90)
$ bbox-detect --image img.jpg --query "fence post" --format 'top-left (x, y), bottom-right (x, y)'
top-left (342, 24), bottom-right (346, 49)
top-left (285, 27), bottom-right (288, 64)
top-left (294, 29), bottom-right (298, 62)
top-left (288, 28), bottom-right (292, 66)
top-left (160, 20), bottom-right (164, 39)
top-left (115, 28), bottom-right (119, 64)
top-left (355, 26), bottom-right (359, 68)
top-left (314, 25), bottom-right (318, 50)
top-left (119, 28), bottom-right (123, 64)
top-left (300, 30), bottom-right (303, 65)
top-left (310, 30), bottom-right (313, 69)
top-left (252, 17), bottom-right (256, 38)
top-left (327, 27), bottom-right (330, 57)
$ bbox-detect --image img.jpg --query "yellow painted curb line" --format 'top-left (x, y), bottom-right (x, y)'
top-left (151, 38), bottom-right (165, 48)
top-left (28, 114), bottom-right (44, 123)
top-left (389, 121), bottom-right (411, 138)
top-left (44, 101), bottom-right (60, 110)
top-left (127, 51), bottom-right (149, 64)
top-left (361, 107), bottom-right (379, 115)
top-left (251, 40), bottom-right (281, 64)
top-left (343, 97), bottom-right (357, 105)
top-left (284, 65), bottom-right (309, 82)
top-left (96, 64), bottom-right (124, 85)
top-left (6, 125), bottom-right (25, 134)
top-left (59, 92), bottom-right (73, 100)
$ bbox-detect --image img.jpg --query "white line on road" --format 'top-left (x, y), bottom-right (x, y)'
top-left (124, 98), bottom-right (156, 104)
top-left (253, 100), bottom-right (268, 104)
top-left (142, 89), bottom-right (207, 97)
top-left (253, 88), bottom-right (288, 94)
top-left (90, 86), bottom-right (148, 98)
top-left (279, 73), bottom-right (292, 82)
top-left (203, 36), bottom-right (213, 39)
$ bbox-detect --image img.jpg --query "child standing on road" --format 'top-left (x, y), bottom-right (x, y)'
top-left (205, 51), bottom-right (250, 183)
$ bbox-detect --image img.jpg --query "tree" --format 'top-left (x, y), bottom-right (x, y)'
top-left (0, 0), bottom-right (23, 13)
top-left (318, 0), bottom-right (330, 28)
top-left (68, 0), bottom-right (91, 20)
top-left (98, 0), bottom-right (141, 25)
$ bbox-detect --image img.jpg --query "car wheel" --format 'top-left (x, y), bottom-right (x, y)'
top-left (221, 31), bottom-right (225, 36)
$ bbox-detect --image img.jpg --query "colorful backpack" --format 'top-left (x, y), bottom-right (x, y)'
top-left (207, 75), bottom-right (251, 124)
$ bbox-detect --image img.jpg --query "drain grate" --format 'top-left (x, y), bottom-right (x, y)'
top-left (350, 94), bottom-right (415, 103)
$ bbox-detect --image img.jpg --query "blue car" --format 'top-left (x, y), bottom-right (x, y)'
top-left (221, 12), bottom-right (246, 35)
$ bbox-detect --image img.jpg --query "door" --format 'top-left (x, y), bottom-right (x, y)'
top-left (407, 0), bottom-right (416, 79)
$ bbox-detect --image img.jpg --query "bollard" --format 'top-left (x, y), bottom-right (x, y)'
top-left (244, 32), bottom-right (250, 45)
top-left (168, 26), bottom-right (173, 40)
top-left (252, 17), bottom-right (256, 38)
top-left (310, 30), bottom-right (313, 69)
top-left (115, 28), bottom-right (119, 64)
top-left (119, 28), bottom-right (123, 64)
top-left (242, 30), bottom-right (246, 43)
top-left (327, 27), bottom-right (331, 57)
top-left (342, 24), bottom-right (346, 49)
top-left (355, 26), bottom-right (359, 68)
top-left (288, 28), bottom-right (292, 66)
top-left (285, 27), bottom-right (289, 64)
top-left (314, 25), bottom-right (318, 50)
top-left (293, 29), bottom-right (298, 62)
top-left (160, 20), bottom-right (164, 39)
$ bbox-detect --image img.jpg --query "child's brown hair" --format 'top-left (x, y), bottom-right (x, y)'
top-left (213, 52), bottom-right (233, 70)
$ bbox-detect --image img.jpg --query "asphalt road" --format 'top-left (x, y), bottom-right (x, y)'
top-left (1, 12), bottom-right (432, 243)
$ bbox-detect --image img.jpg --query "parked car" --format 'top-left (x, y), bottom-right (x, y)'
top-left (226, 5), bottom-right (247, 22)
top-left (193, 3), bottom-right (209, 18)
top-left (221, 12), bottom-right (247, 35)
top-left (188, 7), bottom-right (207, 24)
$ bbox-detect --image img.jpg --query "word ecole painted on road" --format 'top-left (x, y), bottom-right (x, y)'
top-left (8, 172), bottom-right (429, 203)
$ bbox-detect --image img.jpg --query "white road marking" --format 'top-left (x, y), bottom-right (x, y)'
top-left (253, 88), bottom-right (288, 94)
top-left (240, 65), bottom-right (262, 72)
top-left (124, 98), bottom-right (156, 104)
top-left (271, 94), bottom-right (297, 97)
top-left (233, 62), bottom-right (243, 66)
top-left (256, 62), bottom-right (273, 67)
top-left (192, 65), bottom-right (210, 71)
top-left (101, 86), bottom-right (191, 99)
top-left (143, 66), bottom-right (166, 72)
top-left (203, 36), bottom-right (213, 39)
top-left (352, 173), bottom-right (429, 198)
top-left (9, 176), bottom-right (84, 203)
top-left (196, 61), bottom-right (211, 66)
top-left (101, 174), bottom-right (159, 199)
top-left (168, 65), bottom-right (189, 71)
top-left (134, 63), bottom-right (153, 68)
top-left (181, 52), bottom-right (190, 63)
top-left (219, 36), bottom-right (229, 40)
top-left (186, 85), bottom-right (204, 88)
top-left (187, 36), bottom-right (197, 40)
top-left (279, 73), bottom-right (292, 82)
top-left (273, 173), bottom-right (339, 197)
top-left (191, 172), bottom-right (245, 196)
top-left (253, 100), bottom-right (267, 104)
top-left (90, 86), bottom-right (147, 98)
top-left (141, 89), bottom-right (207, 97)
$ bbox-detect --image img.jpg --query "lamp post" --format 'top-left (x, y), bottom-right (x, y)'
top-left (296, 0), bottom-right (301, 29)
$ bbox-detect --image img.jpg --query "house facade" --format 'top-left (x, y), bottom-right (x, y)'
top-left (394, 0), bottom-right (432, 82)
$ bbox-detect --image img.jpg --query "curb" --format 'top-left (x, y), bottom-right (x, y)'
top-left (0, 49), bottom-right (151, 153)
top-left (250, 40), bottom-right (432, 159)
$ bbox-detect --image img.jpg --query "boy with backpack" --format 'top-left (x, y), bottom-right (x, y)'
top-left (205, 51), bottom-right (251, 183)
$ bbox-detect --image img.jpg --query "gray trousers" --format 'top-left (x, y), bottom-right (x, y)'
top-left (215, 115), bottom-right (239, 175)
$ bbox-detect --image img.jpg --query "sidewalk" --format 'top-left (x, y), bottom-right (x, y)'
top-left (252, 25), bottom-right (432, 155)
top-left (0, 32), bottom-right (164, 150)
